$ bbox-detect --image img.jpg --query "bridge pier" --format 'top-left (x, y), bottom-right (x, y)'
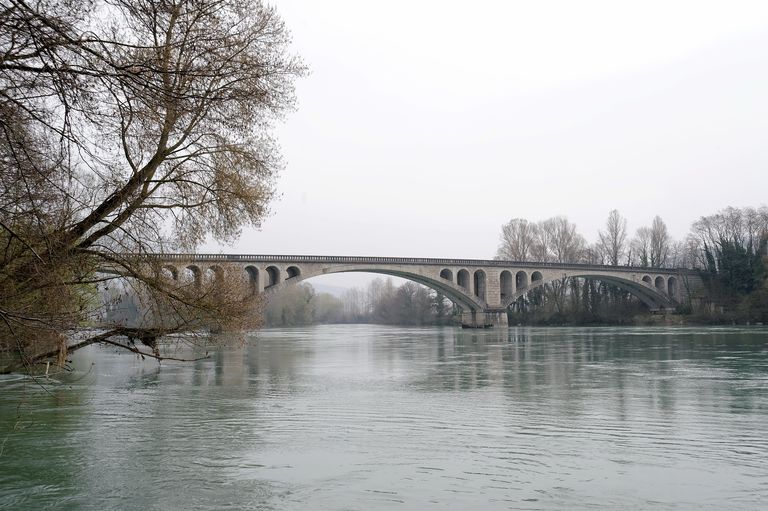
top-left (460, 310), bottom-right (508, 328)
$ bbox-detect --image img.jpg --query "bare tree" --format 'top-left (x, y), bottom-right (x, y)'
top-left (597, 209), bottom-right (628, 266)
top-left (534, 216), bottom-right (586, 312)
top-left (495, 218), bottom-right (538, 261)
top-left (629, 216), bottom-right (672, 268)
top-left (667, 240), bottom-right (693, 268)
top-left (582, 243), bottom-right (604, 265)
top-left (537, 216), bottom-right (586, 263)
top-left (0, 0), bottom-right (305, 372)
top-left (631, 226), bottom-right (651, 267)
top-left (341, 288), bottom-right (366, 322)
top-left (649, 216), bottom-right (671, 267)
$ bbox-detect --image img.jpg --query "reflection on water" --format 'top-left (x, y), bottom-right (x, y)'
top-left (2, 326), bottom-right (768, 510)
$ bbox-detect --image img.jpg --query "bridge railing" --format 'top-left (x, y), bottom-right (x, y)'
top-left (136, 253), bottom-right (690, 274)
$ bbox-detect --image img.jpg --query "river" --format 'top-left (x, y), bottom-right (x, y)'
top-left (1, 325), bottom-right (768, 510)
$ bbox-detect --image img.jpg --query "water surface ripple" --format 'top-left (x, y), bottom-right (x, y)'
top-left (2, 325), bottom-right (768, 510)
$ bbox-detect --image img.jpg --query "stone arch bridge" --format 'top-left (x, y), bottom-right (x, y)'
top-left (148, 254), bottom-right (698, 327)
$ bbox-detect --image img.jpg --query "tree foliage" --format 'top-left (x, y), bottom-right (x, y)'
top-left (0, 0), bottom-right (304, 372)
top-left (689, 207), bottom-right (768, 320)
top-left (340, 278), bottom-right (453, 326)
top-left (261, 279), bottom-right (455, 327)
top-left (264, 284), bottom-right (317, 327)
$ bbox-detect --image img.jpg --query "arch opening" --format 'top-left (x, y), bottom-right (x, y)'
top-left (500, 270), bottom-right (513, 302)
top-left (503, 273), bottom-right (674, 311)
top-left (642, 275), bottom-right (652, 286)
top-left (668, 276), bottom-right (678, 300)
top-left (183, 265), bottom-right (201, 287)
top-left (457, 269), bottom-right (470, 291)
top-left (286, 266), bottom-right (301, 279)
top-left (378, 271), bottom-right (480, 312)
top-left (245, 266), bottom-right (259, 295)
top-left (272, 266), bottom-right (484, 313)
top-left (440, 268), bottom-right (453, 282)
top-left (655, 276), bottom-right (665, 293)
top-left (205, 266), bottom-right (224, 285)
top-left (473, 270), bottom-right (486, 300)
top-left (531, 271), bottom-right (543, 285)
top-left (266, 266), bottom-right (280, 288)
top-left (161, 265), bottom-right (178, 281)
top-left (516, 270), bottom-right (529, 290)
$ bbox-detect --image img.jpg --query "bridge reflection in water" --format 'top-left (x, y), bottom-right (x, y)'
top-left (146, 254), bottom-right (700, 327)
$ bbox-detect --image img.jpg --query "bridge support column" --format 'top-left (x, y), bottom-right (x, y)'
top-left (485, 270), bottom-right (502, 308)
top-left (460, 310), bottom-right (508, 328)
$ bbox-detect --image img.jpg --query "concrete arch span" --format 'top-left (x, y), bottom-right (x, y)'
top-left (501, 272), bottom-right (676, 311)
top-left (265, 265), bottom-right (485, 312)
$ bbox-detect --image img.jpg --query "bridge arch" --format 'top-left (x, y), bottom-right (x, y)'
top-left (183, 265), bottom-right (202, 287)
top-left (457, 269), bottom-right (470, 292)
top-left (265, 266), bottom-right (280, 288)
top-left (161, 264), bottom-right (178, 281)
top-left (515, 270), bottom-right (528, 291)
top-left (266, 264), bottom-right (485, 312)
top-left (205, 265), bottom-right (224, 284)
top-left (244, 266), bottom-right (259, 295)
top-left (474, 270), bottom-right (486, 300)
top-left (440, 268), bottom-right (453, 281)
top-left (668, 276), bottom-right (678, 299)
top-left (500, 270), bottom-right (513, 302)
top-left (502, 272), bottom-right (675, 311)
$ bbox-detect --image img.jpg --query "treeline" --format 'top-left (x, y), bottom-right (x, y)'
top-left (101, 277), bottom-right (454, 329)
top-left (688, 208), bottom-right (768, 323)
top-left (497, 207), bottom-right (768, 325)
top-left (264, 278), bottom-right (454, 327)
top-left (496, 211), bottom-right (686, 268)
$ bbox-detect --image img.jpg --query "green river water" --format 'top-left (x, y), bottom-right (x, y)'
top-left (1, 325), bottom-right (767, 510)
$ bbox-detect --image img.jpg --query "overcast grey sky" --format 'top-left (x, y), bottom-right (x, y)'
top-left (204, 1), bottom-right (768, 287)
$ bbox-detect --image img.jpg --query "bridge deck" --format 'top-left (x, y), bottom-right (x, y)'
top-left (147, 253), bottom-right (688, 274)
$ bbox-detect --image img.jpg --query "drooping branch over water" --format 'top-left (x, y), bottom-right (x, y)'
top-left (0, 0), bottom-right (305, 373)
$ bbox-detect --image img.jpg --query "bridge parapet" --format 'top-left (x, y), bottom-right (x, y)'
top-left (144, 253), bottom-right (689, 273)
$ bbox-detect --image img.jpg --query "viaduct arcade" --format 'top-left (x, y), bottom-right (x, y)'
top-left (150, 254), bottom-right (697, 327)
